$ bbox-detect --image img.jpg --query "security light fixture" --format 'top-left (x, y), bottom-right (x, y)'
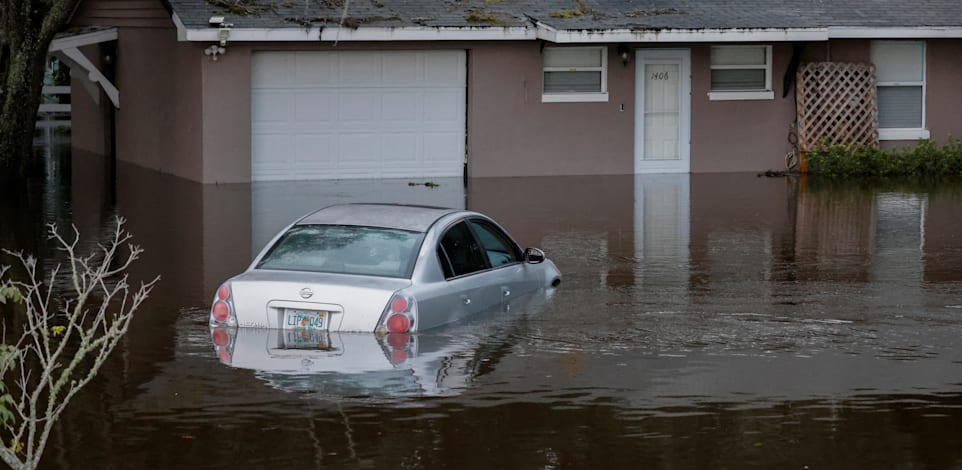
top-left (204, 45), bottom-right (226, 61)
top-left (617, 44), bottom-right (631, 66)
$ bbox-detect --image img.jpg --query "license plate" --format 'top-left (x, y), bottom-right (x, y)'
top-left (283, 309), bottom-right (327, 330)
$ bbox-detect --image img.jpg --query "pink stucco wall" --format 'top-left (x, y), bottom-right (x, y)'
top-left (467, 43), bottom-right (634, 177)
top-left (200, 52), bottom-right (252, 183)
top-left (689, 43), bottom-right (797, 173)
top-left (925, 39), bottom-right (962, 144)
top-left (114, 27), bottom-right (204, 181)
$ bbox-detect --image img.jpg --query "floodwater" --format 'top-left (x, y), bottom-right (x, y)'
top-left (3, 150), bottom-right (962, 469)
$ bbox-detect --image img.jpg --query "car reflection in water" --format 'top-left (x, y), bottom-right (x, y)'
top-left (209, 287), bottom-right (555, 399)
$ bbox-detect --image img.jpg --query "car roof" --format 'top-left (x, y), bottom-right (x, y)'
top-left (296, 203), bottom-right (461, 232)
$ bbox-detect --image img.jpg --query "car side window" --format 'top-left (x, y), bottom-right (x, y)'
top-left (468, 219), bottom-right (521, 268)
top-left (438, 221), bottom-right (488, 279)
top-left (436, 245), bottom-right (455, 279)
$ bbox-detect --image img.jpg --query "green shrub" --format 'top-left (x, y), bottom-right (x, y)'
top-left (807, 138), bottom-right (962, 177)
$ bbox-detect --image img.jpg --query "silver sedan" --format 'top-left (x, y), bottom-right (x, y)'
top-left (209, 204), bottom-right (561, 334)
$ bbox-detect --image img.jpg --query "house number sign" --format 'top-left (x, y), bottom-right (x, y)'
top-left (650, 71), bottom-right (672, 80)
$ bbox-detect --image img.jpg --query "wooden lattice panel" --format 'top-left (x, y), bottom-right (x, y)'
top-left (796, 62), bottom-right (879, 151)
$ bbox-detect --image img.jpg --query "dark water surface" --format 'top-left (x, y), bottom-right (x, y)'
top-left (3, 152), bottom-right (962, 469)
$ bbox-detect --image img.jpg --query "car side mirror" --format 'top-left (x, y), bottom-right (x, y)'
top-left (524, 247), bottom-right (545, 264)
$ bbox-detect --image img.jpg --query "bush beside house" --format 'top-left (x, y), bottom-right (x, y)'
top-left (808, 139), bottom-right (962, 177)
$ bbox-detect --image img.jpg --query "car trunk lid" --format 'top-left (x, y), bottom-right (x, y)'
top-left (230, 270), bottom-right (411, 332)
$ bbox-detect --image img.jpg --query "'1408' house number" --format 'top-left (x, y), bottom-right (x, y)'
top-left (650, 71), bottom-right (672, 80)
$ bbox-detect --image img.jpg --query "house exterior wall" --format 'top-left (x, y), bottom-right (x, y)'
top-left (70, 0), bottom-right (171, 28)
top-left (689, 43), bottom-right (797, 173)
top-left (113, 27), bottom-right (205, 180)
top-left (925, 39), bottom-right (962, 144)
top-left (816, 39), bottom-right (962, 150)
top-left (200, 52), bottom-right (252, 183)
top-left (467, 43), bottom-right (635, 177)
top-left (70, 44), bottom-right (111, 156)
top-left (71, 27), bottom-right (962, 183)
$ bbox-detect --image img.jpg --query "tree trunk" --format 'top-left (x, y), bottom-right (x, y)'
top-left (0, 41), bottom-right (48, 182)
top-left (0, 0), bottom-right (83, 185)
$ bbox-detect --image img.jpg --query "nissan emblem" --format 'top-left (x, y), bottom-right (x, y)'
top-left (299, 287), bottom-right (313, 299)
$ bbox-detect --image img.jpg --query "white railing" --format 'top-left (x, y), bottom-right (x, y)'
top-left (36, 85), bottom-right (71, 128)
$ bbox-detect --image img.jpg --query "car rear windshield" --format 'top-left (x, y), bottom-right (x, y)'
top-left (256, 225), bottom-right (423, 278)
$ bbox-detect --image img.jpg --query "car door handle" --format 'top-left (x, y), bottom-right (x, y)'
top-left (502, 287), bottom-right (511, 297)
top-left (460, 295), bottom-right (471, 305)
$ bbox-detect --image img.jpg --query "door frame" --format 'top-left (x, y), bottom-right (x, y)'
top-left (634, 48), bottom-right (692, 174)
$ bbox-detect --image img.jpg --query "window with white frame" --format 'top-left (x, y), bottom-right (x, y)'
top-left (709, 45), bottom-right (773, 100)
top-left (542, 47), bottom-right (608, 103)
top-left (871, 41), bottom-right (928, 140)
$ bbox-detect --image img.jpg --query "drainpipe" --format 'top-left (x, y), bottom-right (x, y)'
top-left (103, 41), bottom-right (118, 200)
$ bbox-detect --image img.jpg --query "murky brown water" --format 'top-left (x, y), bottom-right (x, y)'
top-left (4, 150), bottom-right (962, 469)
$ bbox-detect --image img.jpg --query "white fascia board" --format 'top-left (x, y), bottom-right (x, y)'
top-left (49, 27), bottom-right (118, 52)
top-left (828, 27), bottom-right (962, 38)
top-left (539, 27), bottom-right (828, 43)
top-left (178, 24), bottom-right (534, 42)
top-left (172, 12), bottom-right (188, 41)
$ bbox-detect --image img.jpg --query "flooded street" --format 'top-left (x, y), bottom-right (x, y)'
top-left (4, 152), bottom-right (962, 469)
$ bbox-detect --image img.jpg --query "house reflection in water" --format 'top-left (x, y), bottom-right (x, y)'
top-left (62, 152), bottom-right (962, 317)
top-left (469, 173), bottom-right (962, 316)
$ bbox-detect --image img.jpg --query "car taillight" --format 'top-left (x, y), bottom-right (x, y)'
top-left (377, 292), bottom-right (417, 335)
top-left (210, 283), bottom-right (236, 326)
top-left (386, 313), bottom-right (411, 333)
top-left (217, 284), bottom-right (231, 301)
top-left (212, 301), bottom-right (230, 321)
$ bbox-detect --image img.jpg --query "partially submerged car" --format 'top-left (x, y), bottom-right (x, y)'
top-left (209, 204), bottom-right (561, 334)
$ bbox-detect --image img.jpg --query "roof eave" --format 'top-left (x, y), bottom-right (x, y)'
top-left (828, 26), bottom-right (962, 38)
top-left (171, 13), bottom-right (962, 43)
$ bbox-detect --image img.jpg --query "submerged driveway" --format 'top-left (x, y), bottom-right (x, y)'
top-left (4, 162), bottom-right (962, 468)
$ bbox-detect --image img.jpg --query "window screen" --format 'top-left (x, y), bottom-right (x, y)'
top-left (709, 45), bottom-right (770, 92)
top-left (543, 47), bottom-right (606, 95)
top-left (872, 41), bottom-right (925, 129)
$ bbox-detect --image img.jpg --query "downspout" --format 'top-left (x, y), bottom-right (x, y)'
top-left (783, 43), bottom-right (805, 171)
top-left (103, 41), bottom-right (117, 199)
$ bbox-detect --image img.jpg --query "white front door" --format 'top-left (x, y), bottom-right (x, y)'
top-left (634, 49), bottom-right (691, 173)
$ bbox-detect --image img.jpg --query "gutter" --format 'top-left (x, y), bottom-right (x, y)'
top-left (171, 13), bottom-right (962, 43)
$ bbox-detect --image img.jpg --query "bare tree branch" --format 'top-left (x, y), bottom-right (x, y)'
top-left (0, 217), bottom-right (158, 469)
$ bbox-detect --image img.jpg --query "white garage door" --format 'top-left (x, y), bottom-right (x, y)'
top-left (251, 50), bottom-right (467, 181)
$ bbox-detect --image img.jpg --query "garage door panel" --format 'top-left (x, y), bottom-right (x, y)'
top-left (423, 52), bottom-right (465, 85)
top-left (253, 133), bottom-right (294, 179)
top-left (294, 93), bottom-right (335, 122)
top-left (252, 91), bottom-right (290, 124)
top-left (252, 50), bottom-right (465, 181)
top-left (295, 134), bottom-right (335, 170)
top-left (252, 54), bottom-right (291, 87)
top-left (381, 92), bottom-right (419, 122)
top-left (423, 91), bottom-right (463, 123)
top-left (338, 92), bottom-right (379, 122)
top-left (293, 52), bottom-right (336, 85)
top-left (338, 133), bottom-right (381, 164)
top-left (381, 52), bottom-right (420, 85)
top-left (423, 133), bottom-right (463, 163)
top-left (338, 53), bottom-right (380, 85)
top-left (381, 134), bottom-right (418, 164)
